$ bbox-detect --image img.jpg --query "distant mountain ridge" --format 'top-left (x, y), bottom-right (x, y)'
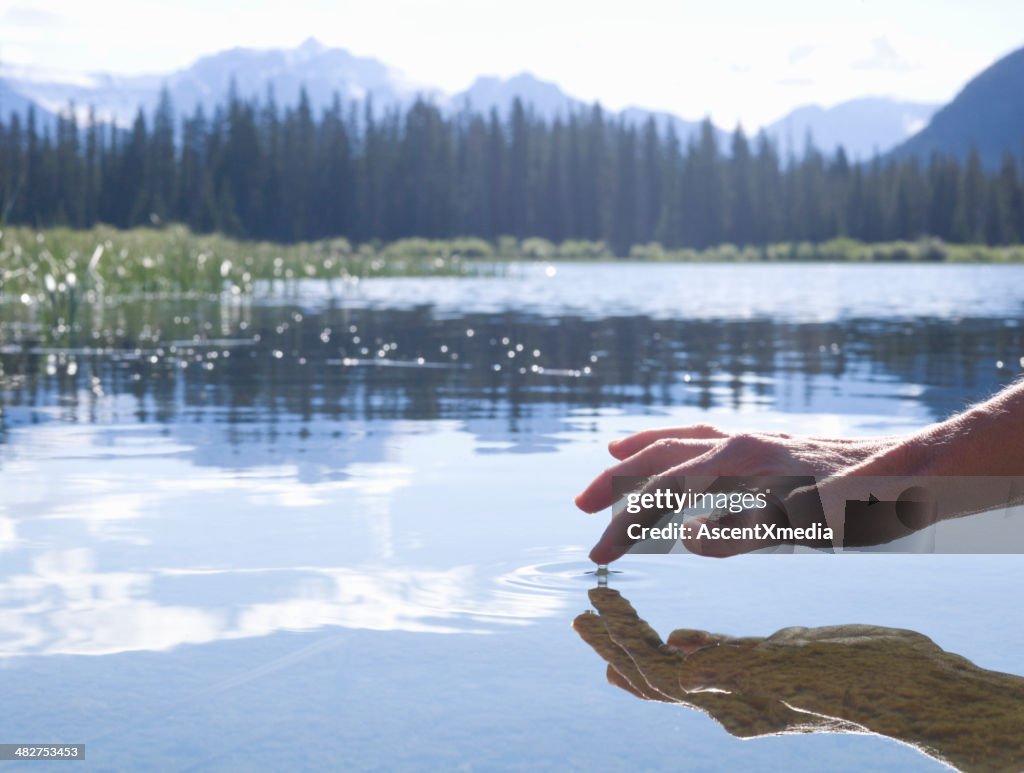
top-left (4, 37), bottom-right (1015, 163)
top-left (449, 71), bottom-right (720, 145)
top-left (766, 97), bottom-right (938, 160)
top-left (0, 38), bottom-right (432, 126)
top-left (888, 45), bottom-right (1024, 169)
top-left (451, 72), bottom-right (576, 118)
top-left (1, 47), bottom-right (722, 146)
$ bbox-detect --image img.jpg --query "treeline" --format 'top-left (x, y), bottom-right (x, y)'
top-left (2, 88), bottom-right (1024, 248)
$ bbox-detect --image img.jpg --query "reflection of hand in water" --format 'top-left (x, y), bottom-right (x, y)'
top-left (574, 587), bottom-right (1024, 773)
top-left (575, 382), bottom-right (1024, 563)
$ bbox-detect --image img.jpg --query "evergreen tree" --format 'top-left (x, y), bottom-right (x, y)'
top-left (1, 89), bottom-right (1023, 250)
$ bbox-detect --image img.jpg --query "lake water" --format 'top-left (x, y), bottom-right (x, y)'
top-left (1, 262), bottom-right (1023, 771)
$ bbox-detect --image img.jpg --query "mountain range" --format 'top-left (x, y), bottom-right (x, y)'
top-left (770, 98), bottom-right (937, 160)
top-left (1, 37), bottom-right (1021, 164)
top-left (0, 39), bottom-right (431, 126)
top-left (889, 45), bottom-right (1024, 169)
top-left (0, 40), bottom-right (722, 144)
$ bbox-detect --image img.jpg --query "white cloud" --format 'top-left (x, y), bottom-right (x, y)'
top-left (0, 4), bottom-right (64, 27)
top-left (0, 556), bottom-right (566, 657)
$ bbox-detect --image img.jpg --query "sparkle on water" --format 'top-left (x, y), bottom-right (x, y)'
top-left (1, 262), bottom-right (1023, 771)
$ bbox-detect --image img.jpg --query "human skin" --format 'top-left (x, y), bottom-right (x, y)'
top-left (574, 587), bottom-right (1024, 773)
top-left (575, 381), bottom-right (1024, 563)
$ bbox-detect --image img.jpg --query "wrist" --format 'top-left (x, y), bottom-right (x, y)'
top-left (846, 433), bottom-right (932, 477)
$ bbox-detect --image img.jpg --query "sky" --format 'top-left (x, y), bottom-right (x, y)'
top-left (1, 0), bottom-right (1022, 129)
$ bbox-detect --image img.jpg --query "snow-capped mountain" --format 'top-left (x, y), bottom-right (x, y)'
top-left (0, 38), bottom-right (433, 126)
top-left (1, 39), bottom-right (941, 158)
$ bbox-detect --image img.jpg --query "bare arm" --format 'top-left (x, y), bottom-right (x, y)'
top-left (896, 379), bottom-right (1024, 476)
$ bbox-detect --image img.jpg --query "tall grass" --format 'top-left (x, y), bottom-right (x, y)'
top-left (0, 224), bottom-right (477, 298)
top-left (4, 227), bottom-right (1024, 314)
top-left (3, 225), bottom-right (1023, 346)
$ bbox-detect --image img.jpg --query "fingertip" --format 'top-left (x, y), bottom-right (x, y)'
top-left (571, 611), bottom-right (598, 632)
top-left (607, 437), bottom-right (629, 458)
top-left (575, 486), bottom-right (609, 513)
top-left (589, 542), bottom-right (621, 565)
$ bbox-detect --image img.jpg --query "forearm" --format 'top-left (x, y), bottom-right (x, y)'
top-left (909, 380), bottom-right (1024, 476)
top-left (838, 381), bottom-right (1024, 478)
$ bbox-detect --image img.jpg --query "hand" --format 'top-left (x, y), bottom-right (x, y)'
top-left (575, 386), bottom-right (1024, 561)
top-left (574, 424), bottom-right (904, 563)
top-left (575, 424), bottom-right (900, 514)
top-left (574, 587), bottom-right (1024, 773)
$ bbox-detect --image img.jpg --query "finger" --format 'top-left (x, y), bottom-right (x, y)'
top-left (588, 588), bottom-right (687, 701)
top-left (589, 442), bottom-right (815, 563)
top-left (682, 486), bottom-right (833, 557)
top-left (682, 513), bottom-right (784, 558)
top-left (589, 471), bottom-right (705, 564)
top-left (573, 611), bottom-right (624, 664)
top-left (575, 439), bottom-right (717, 513)
top-left (588, 464), bottom-right (731, 564)
top-left (590, 535), bottom-right (629, 565)
top-left (608, 424), bottom-right (727, 459)
top-left (572, 611), bottom-right (672, 702)
top-left (665, 629), bottom-right (731, 654)
top-left (606, 664), bottom-right (670, 702)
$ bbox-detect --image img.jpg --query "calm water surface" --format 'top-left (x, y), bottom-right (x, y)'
top-left (1, 263), bottom-right (1023, 771)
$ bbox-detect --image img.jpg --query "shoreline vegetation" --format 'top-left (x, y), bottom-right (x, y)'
top-left (3, 224), bottom-right (1024, 302)
top-left (2, 223), bottom-right (1023, 345)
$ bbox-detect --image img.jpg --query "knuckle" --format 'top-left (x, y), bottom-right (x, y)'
top-left (690, 423), bottom-right (721, 437)
top-left (651, 438), bottom-right (684, 462)
top-left (649, 437), bottom-right (680, 454)
top-left (726, 433), bottom-right (766, 453)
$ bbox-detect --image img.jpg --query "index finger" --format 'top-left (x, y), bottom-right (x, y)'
top-left (575, 439), bottom-right (717, 513)
top-left (608, 424), bottom-right (727, 459)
